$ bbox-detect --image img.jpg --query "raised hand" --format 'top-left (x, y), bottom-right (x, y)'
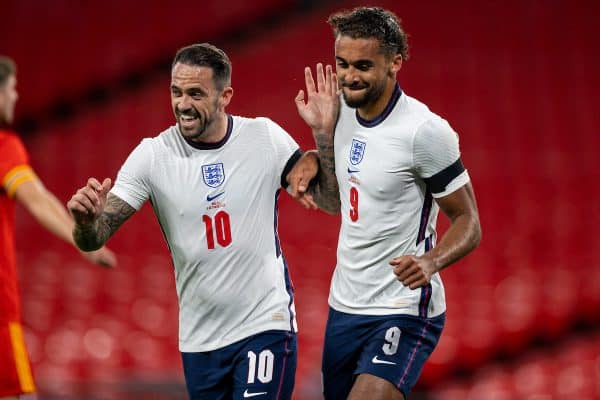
top-left (67, 177), bottom-right (112, 227)
top-left (295, 63), bottom-right (340, 135)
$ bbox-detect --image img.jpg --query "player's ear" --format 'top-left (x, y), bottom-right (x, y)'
top-left (220, 86), bottom-right (234, 109)
top-left (389, 54), bottom-right (403, 77)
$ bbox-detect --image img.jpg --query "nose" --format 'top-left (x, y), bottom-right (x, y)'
top-left (177, 94), bottom-right (192, 111)
top-left (342, 66), bottom-right (361, 85)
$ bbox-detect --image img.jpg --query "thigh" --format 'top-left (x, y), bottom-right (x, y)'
top-left (348, 374), bottom-right (404, 400)
top-left (355, 313), bottom-right (445, 398)
top-left (0, 321), bottom-right (35, 397)
top-left (321, 308), bottom-right (369, 400)
top-left (181, 349), bottom-right (234, 400)
top-left (232, 330), bottom-right (297, 400)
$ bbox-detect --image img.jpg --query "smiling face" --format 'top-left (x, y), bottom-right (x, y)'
top-left (334, 35), bottom-right (402, 114)
top-left (170, 62), bottom-right (232, 142)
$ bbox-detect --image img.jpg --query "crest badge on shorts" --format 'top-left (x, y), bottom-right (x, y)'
top-left (202, 163), bottom-right (225, 188)
top-left (349, 139), bottom-right (366, 165)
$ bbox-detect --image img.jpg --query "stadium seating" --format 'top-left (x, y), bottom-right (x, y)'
top-left (428, 333), bottom-right (600, 400)
top-left (1, 0), bottom-right (296, 118)
top-left (10, 0), bottom-right (599, 398)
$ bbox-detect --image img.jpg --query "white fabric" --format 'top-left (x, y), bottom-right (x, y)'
top-left (111, 116), bottom-right (299, 352)
top-left (330, 89), bottom-right (470, 318)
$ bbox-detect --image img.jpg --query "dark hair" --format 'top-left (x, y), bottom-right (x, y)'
top-left (328, 7), bottom-right (409, 60)
top-left (0, 56), bottom-right (16, 86)
top-left (172, 43), bottom-right (231, 90)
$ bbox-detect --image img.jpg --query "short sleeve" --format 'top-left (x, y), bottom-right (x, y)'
top-left (110, 139), bottom-right (153, 210)
top-left (413, 118), bottom-right (470, 198)
top-left (0, 132), bottom-right (37, 197)
top-left (263, 118), bottom-right (300, 184)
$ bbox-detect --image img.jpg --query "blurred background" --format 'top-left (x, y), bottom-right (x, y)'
top-left (2, 0), bottom-right (599, 399)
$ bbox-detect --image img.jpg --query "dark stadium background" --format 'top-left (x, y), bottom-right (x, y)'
top-left (2, 0), bottom-right (599, 399)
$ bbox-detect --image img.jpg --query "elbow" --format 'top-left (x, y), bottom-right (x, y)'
top-left (471, 217), bottom-right (482, 249)
top-left (73, 230), bottom-right (104, 252)
top-left (74, 239), bottom-right (102, 252)
top-left (316, 198), bottom-right (341, 215)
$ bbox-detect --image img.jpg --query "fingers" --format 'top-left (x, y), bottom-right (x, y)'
top-left (72, 187), bottom-right (100, 214)
top-left (98, 247), bottom-right (117, 268)
top-left (390, 255), bottom-right (428, 289)
top-left (303, 193), bottom-right (319, 210)
top-left (87, 177), bottom-right (103, 192)
top-left (101, 178), bottom-right (112, 194)
top-left (394, 261), bottom-right (419, 282)
top-left (295, 90), bottom-right (305, 106)
top-left (69, 178), bottom-right (110, 220)
top-left (332, 72), bottom-right (339, 95)
top-left (325, 64), bottom-right (332, 95)
top-left (304, 66), bottom-right (316, 95)
top-left (316, 63), bottom-right (325, 93)
top-left (297, 193), bottom-right (318, 210)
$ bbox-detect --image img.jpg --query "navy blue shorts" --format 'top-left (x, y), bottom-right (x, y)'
top-left (181, 330), bottom-right (297, 400)
top-left (322, 308), bottom-right (445, 399)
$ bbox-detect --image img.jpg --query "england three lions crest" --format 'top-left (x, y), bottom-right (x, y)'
top-left (202, 163), bottom-right (225, 188)
top-left (349, 139), bottom-right (366, 165)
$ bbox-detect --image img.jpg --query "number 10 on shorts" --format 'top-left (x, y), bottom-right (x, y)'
top-left (247, 350), bottom-right (274, 383)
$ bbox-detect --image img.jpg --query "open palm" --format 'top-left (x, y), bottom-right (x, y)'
top-left (295, 63), bottom-right (340, 135)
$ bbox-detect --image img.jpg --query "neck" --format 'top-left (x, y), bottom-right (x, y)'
top-left (357, 79), bottom-right (397, 121)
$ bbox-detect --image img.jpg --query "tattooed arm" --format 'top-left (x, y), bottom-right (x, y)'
top-left (68, 178), bottom-right (136, 251)
top-left (295, 63), bottom-right (341, 214)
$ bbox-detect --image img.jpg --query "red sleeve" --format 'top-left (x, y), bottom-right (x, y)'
top-left (0, 131), bottom-right (35, 197)
top-left (0, 131), bottom-right (30, 178)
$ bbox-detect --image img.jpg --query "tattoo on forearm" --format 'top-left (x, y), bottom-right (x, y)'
top-left (312, 134), bottom-right (341, 214)
top-left (73, 194), bottom-right (136, 251)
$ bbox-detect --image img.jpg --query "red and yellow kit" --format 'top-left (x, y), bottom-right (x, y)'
top-left (0, 129), bottom-right (37, 396)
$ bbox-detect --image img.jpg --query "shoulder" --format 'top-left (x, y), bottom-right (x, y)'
top-left (0, 129), bottom-right (26, 151)
top-left (237, 115), bottom-right (275, 132)
top-left (0, 129), bottom-right (29, 165)
top-left (399, 94), bottom-right (457, 141)
top-left (140, 125), bottom-right (181, 154)
top-left (399, 93), bottom-right (439, 123)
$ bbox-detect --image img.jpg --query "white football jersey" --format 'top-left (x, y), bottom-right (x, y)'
top-left (331, 85), bottom-right (470, 318)
top-left (111, 115), bottom-right (299, 352)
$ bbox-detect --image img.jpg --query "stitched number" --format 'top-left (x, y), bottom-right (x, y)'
top-left (349, 187), bottom-right (359, 222)
top-left (382, 327), bottom-right (401, 355)
top-left (202, 211), bottom-right (232, 249)
top-left (247, 350), bottom-right (274, 384)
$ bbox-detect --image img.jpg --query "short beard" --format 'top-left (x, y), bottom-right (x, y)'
top-left (178, 115), bottom-right (212, 140)
top-left (342, 82), bottom-right (386, 109)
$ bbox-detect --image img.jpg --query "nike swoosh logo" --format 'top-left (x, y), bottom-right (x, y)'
top-left (372, 355), bottom-right (396, 365)
top-left (243, 390), bottom-right (268, 398)
top-left (207, 192), bottom-right (225, 202)
top-left (347, 167), bottom-right (360, 174)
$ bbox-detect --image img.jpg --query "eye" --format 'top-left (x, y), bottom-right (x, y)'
top-left (337, 61), bottom-right (349, 69)
top-left (189, 90), bottom-right (205, 99)
top-left (171, 88), bottom-right (182, 97)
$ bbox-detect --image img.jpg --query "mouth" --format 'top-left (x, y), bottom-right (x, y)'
top-left (178, 113), bottom-right (199, 130)
top-left (344, 85), bottom-right (368, 92)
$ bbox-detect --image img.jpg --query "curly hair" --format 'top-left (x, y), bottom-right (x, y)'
top-left (328, 7), bottom-right (409, 60)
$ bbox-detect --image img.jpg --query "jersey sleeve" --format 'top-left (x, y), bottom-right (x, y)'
top-left (413, 118), bottom-right (470, 198)
top-left (110, 139), bottom-right (153, 210)
top-left (263, 118), bottom-right (301, 187)
top-left (0, 133), bottom-right (37, 198)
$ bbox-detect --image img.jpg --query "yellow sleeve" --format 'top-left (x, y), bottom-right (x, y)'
top-left (2, 165), bottom-right (38, 198)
